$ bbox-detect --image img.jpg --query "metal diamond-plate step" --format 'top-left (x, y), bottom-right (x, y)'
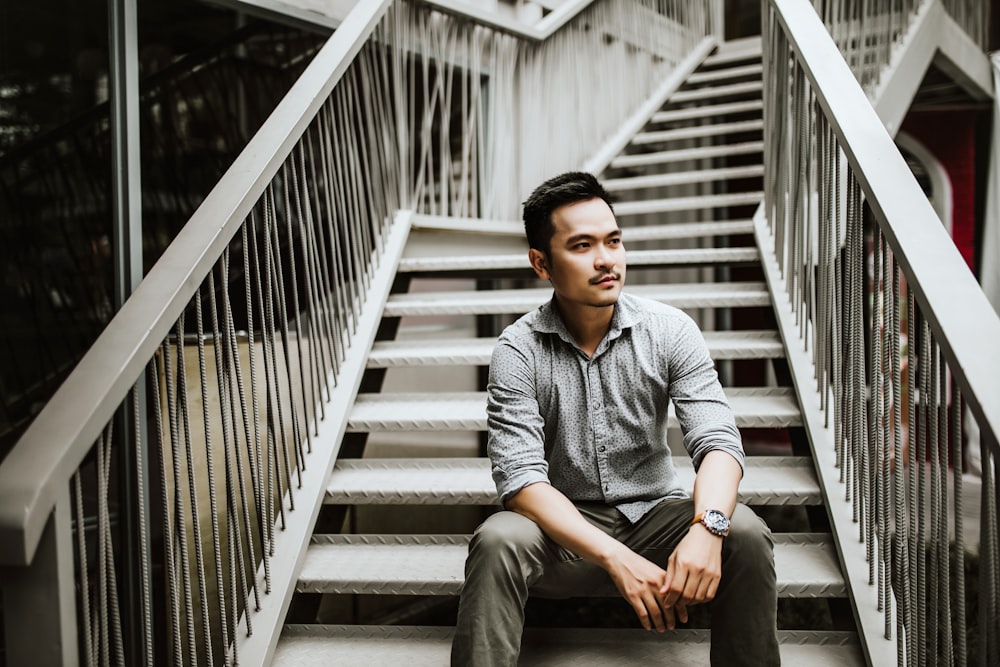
top-left (667, 80), bottom-right (763, 104)
top-left (279, 627), bottom-right (861, 665)
top-left (398, 247), bottom-right (759, 274)
top-left (325, 456), bottom-right (819, 507)
top-left (611, 141), bottom-right (763, 169)
top-left (632, 120), bottom-right (763, 146)
top-left (686, 62), bottom-right (762, 85)
top-left (409, 215), bottom-right (755, 241)
top-left (651, 99), bottom-right (763, 125)
top-left (367, 330), bottom-right (783, 368)
top-left (346, 387), bottom-right (801, 432)
top-left (383, 283), bottom-right (770, 318)
top-left (603, 166), bottom-right (763, 192)
top-left (296, 533), bottom-right (843, 597)
top-left (614, 192), bottom-right (763, 217)
top-left (274, 626), bottom-right (862, 667)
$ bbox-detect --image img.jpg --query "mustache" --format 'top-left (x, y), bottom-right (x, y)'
top-left (589, 272), bottom-right (621, 285)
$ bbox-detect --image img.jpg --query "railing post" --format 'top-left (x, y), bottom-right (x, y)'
top-left (2, 488), bottom-right (78, 666)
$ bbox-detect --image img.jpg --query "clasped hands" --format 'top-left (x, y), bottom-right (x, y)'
top-left (607, 526), bottom-right (723, 633)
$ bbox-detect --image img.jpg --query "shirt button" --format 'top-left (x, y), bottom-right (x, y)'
top-left (598, 445), bottom-right (606, 452)
top-left (604, 484), bottom-right (610, 492)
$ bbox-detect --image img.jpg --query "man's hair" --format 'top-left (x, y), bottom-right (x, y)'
top-left (522, 171), bottom-right (614, 254)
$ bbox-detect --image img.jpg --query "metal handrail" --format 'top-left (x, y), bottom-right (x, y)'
top-left (764, 0), bottom-right (999, 662)
top-left (0, 0), bottom-right (393, 567)
top-left (772, 0), bottom-right (999, 461)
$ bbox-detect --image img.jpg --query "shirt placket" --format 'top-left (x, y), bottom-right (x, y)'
top-left (585, 356), bottom-right (613, 498)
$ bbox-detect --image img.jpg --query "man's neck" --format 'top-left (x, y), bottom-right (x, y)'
top-left (553, 297), bottom-right (616, 357)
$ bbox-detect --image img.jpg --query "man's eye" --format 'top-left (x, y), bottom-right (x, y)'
top-left (574, 243), bottom-right (589, 250)
top-left (609, 238), bottom-right (621, 246)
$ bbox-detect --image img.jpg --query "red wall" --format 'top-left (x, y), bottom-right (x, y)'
top-left (899, 110), bottom-right (978, 270)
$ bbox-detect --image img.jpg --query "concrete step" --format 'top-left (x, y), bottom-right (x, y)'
top-left (619, 219), bottom-right (755, 240)
top-left (668, 80), bottom-right (762, 104)
top-left (274, 625), bottom-right (862, 666)
top-left (651, 99), bottom-right (762, 124)
top-left (613, 192), bottom-right (763, 217)
top-left (398, 247), bottom-right (759, 274)
top-left (367, 330), bottom-right (783, 368)
top-left (346, 387), bottom-right (801, 432)
top-left (296, 533), bottom-right (843, 597)
top-left (610, 141), bottom-right (763, 169)
top-left (383, 282), bottom-right (771, 318)
top-left (603, 165), bottom-right (763, 191)
top-left (325, 456), bottom-right (820, 507)
top-left (631, 119), bottom-right (763, 146)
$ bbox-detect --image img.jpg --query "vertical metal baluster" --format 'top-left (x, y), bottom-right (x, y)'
top-left (929, 339), bottom-right (941, 662)
top-left (907, 293), bottom-right (918, 666)
top-left (74, 469), bottom-right (95, 667)
top-left (951, 383), bottom-right (966, 665)
top-left (891, 257), bottom-right (906, 660)
top-left (194, 288), bottom-right (229, 664)
top-left (917, 318), bottom-right (930, 666)
top-left (176, 311), bottom-right (214, 667)
top-left (132, 383), bottom-right (154, 667)
top-left (220, 244), bottom-right (261, 617)
top-left (938, 356), bottom-right (953, 666)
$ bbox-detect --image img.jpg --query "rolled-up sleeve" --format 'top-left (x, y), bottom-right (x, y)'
top-left (487, 335), bottom-right (550, 506)
top-left (668, 315), bottom-right (745, 473)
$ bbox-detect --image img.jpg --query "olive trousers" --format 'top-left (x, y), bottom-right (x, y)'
top-left (451, 498), bottom-right (780, 666)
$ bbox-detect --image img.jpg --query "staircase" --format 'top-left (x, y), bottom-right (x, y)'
top-left (272, 38), bottom-right (865, 665)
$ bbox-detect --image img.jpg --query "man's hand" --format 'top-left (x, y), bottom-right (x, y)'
top-left (604, 544), bottom-right (671, 632)
top-left (659, 524), bottom-right (724, 630)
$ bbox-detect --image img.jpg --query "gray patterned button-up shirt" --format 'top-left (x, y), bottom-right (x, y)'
top-left (487, 291), bottom-right (744, 523)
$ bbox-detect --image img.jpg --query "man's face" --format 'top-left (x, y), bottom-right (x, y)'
top-left (528, 197), bottom-right (626, 311)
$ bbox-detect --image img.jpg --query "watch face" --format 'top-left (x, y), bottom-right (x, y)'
top-left (704, 510), bottom-right (730, 535)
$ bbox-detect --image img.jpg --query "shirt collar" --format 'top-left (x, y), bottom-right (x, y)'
top-left (531, 292), bottom-right (643, 346)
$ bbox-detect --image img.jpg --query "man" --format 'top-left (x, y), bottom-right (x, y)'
top-left (451, 171), bottom-right (780, 666)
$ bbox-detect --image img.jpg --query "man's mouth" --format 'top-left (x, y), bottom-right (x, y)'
top-left (591, 273), bottom-right (619, 286)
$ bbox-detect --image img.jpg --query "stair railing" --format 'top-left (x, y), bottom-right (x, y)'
top-left (809, 0), bottom-right (990, 93)
top-left (761, 0), bottom-right (999, 665)
top-left (0, 0), bottom-right (723, 665)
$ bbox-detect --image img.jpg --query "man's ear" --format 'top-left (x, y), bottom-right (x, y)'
top-left (528, 248), bottom-right (550, 280)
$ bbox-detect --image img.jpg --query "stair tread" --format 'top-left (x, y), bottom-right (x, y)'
top-left (275, 626), bottom-right (862, 666)
top-left (367, 330), bottom-right (784, 367)
top-left (614, 192), bottom-right (763, 216)
top-left (611, 141), bottom-right (763, 168)
top-left (346, 387), bottom-right (801, 431)
top-left (651, 99), bottom-right (763, 124)
top-left (326, 456), bottom-right (818, 506)
top-left (410, 216), bottom-right (753, 240)
top-left (632, 119), bottom-right (763, 145)
top-left (297, 533), bottom-right (843, 597)
top-left (668, 80), bottom-right (762, 103)
top-left (383, 283), bottom-right (771, 317)
top-left (686, 62), bottom-right (762, 84)
top-left (603, 165), bottom-right (764, 191)
top-left (398, 247), bottom-right (759, 273)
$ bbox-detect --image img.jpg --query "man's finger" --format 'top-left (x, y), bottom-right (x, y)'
top-left (645, 595), bottom-right (666, 633)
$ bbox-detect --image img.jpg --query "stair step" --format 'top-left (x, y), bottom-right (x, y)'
top-left (603, 165), bottom-right (764, 191)
top-left (704, 37), bottom-right (762, 67)
top-left (297, 533), bottom-right (842, 597)
top-left (274, 626), bottom-right (862, 666)
top-left (325, 456), bottom-right (819, 506)
top-left (611, 141), bottom-right (763, 169)
top-left (367, 330), bottom-right (783, 368)
top-left (686, 63), bottom-right (763, 84)
top-left (668, 80), bottom-right (762, 104)
top-left (383, 282), bottom-right (771, 317)
top-left (621, 219), bottom-right (755, 240)
top-left (346, 387), bottom-right (800, 432)
top-left (398, 247), bottom-right (759, 274)
top-left (651, 99), bottom-right (762, 124)
top-left (632, 119), bottom-right (763, 146)
top-left (614, 192), bottom-right (763, 216)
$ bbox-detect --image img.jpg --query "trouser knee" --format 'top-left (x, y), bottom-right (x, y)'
top-left (721, 504), bottom-right (775, 582)
top-left (466, 510), bottom-right (550, 582)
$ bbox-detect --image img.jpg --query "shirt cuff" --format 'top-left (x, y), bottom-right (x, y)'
top-left (495, 468), bottom-right (550, 507)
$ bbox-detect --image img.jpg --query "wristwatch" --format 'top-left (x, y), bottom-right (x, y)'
top-left (692, 509), bottom-right (731, 537)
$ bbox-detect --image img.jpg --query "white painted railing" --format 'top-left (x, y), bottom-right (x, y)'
top-left (763, 0), bottom-right (999, 664)
top-left (0, 1), bottom-right (721, 664)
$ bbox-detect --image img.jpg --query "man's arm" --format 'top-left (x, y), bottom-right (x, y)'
top-left (658, 449), bottom-right (742, 629)
top-left (507, 481), bottom-right (674, 633)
